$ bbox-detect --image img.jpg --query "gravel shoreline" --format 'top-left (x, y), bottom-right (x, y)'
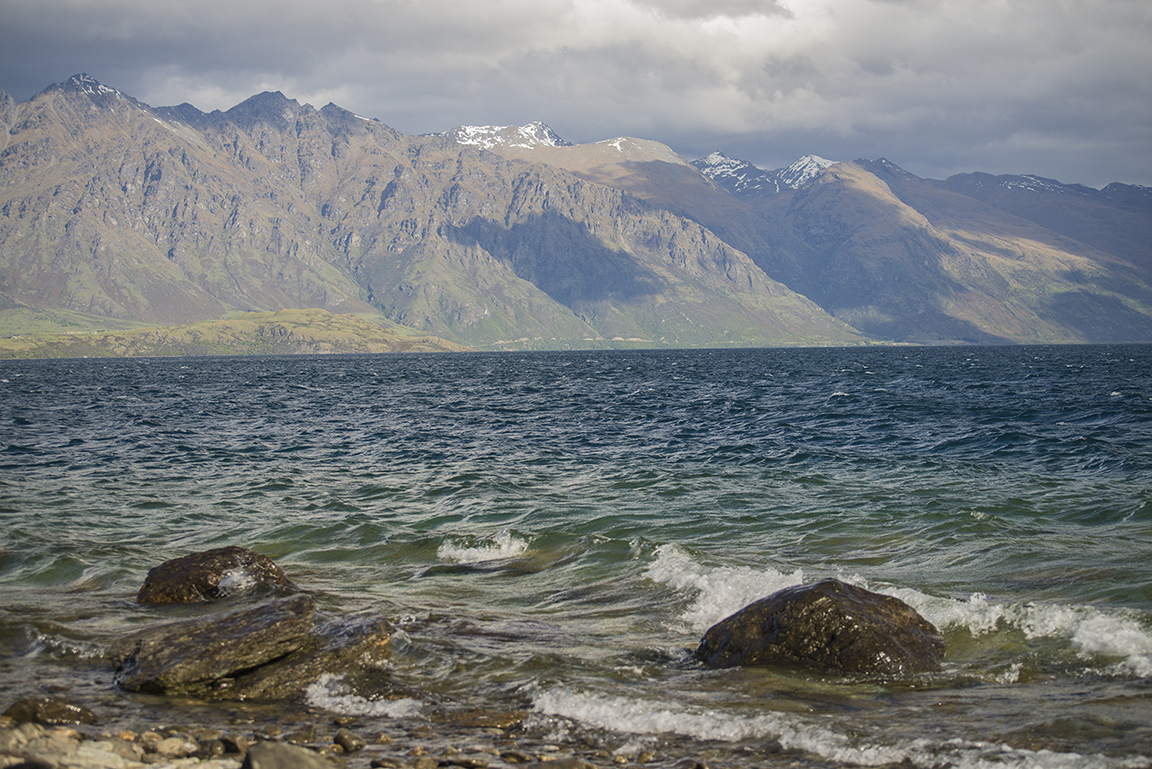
top-left (1, 709), bottom-right (786, 769)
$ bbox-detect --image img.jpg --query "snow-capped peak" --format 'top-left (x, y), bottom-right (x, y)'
top-left (441, 121), bottom-right (570, 150)
top-left (692, 152), bottom-right (838, 196)
top-left (778, 155), bottom-right (836, 188)
top-left (64, 73), bottom-right (122, 100)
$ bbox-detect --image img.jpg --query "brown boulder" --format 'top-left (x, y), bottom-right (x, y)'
top-left (109, 594), bottom-right (394, 701)
top-left (215, 611), bottom-right (394, 701)
top-left (110, 595), bottom-right (317, 696)
top-left (136, 546), bottom-right (297, 604)
top-left (694, 578), bottom-right (944, 676)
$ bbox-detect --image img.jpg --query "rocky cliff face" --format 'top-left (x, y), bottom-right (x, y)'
top-left (2, 74), bottom-right (1150, 348)
top-left (0, 75), bottom-right (860, 349)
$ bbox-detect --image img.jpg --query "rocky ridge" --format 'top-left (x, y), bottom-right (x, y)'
top-left (2, 74), bottom-right (1151, 349)
top-left (0, 75), bottom-right (860, 350)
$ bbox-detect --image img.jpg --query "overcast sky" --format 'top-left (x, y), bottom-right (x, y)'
top-left (1, 0), bottom-right (1149, 187)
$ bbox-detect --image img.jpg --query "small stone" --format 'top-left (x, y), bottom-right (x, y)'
top-left (370, 758), bottom-right (402, 768)
top-left (242, 740), bottom-right (334, 768)
top-left (334, 727), bottom-right (366, 753)
top-left (500, 750), bottom-right (533, 763)
top-left (221, 733), bottom-right (252, 754)
top-left (196, 738), bottom-right (227, 758)
top-left (153, 734), bottom-right (200, 757)
top-left (99, 736), bottom-right (146, 762)
top-left (284, 724), bottom-right (317, 744)
top-left (534, 759), bottom-right (595, 769)
top-left (411, 756), bottom-right (440, 769)
top-left (136, 731), bottom-right (163, 752)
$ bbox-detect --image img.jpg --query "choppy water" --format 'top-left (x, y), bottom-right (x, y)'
top-left (2, 345), bottom-right (1151, 768)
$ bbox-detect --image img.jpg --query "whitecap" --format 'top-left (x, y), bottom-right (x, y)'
top-left (436, 530), bottom-right (530, 564)
top-left (642, 543), bottom-right (804, 632)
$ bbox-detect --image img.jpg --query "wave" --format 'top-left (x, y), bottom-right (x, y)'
top-left (436, 530), bottom-right (530, 564)
top-left (531, 686), bottom-right (1140, 768)
top-left (643, 544), bottom-right (1152, 680)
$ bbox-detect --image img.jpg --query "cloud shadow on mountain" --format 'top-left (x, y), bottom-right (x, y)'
top-left (441, 211), bottom-right (666, 307)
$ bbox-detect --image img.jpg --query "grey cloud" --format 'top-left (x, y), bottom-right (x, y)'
top-left (0, 0), bottom-right (1148, 187)
top-left (626, 0), bottom-right (789, 20)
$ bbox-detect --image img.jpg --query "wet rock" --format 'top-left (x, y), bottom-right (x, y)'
top-left (334, 727), bottom-right (366, 753)
top-left (694, 578), bottom-right (945, 676)
top-left (527, 759), bottom-right (595, 769)
top-left (283, 724), bottom-right (317, 744)
top-left (216, 612), bottom-right (394, 701)
top-left (3, 696), bottom-right (98, 725)
top-left (109, 594), bottom-right (394, 701)
top-left (444, 710), bottom-right (528, 729)
top-left (196, 738), bottom-right (228, 758)
top-left (110, 594), bottom-right (316, 696)
top-left (137, 545), bottom-right (297, 604)
top-left (221, 733), bottom-right (252, 755)
top-left (242, 740), bottom-right (333, 768)
top-left (500, 749), bottom-right (534, 763)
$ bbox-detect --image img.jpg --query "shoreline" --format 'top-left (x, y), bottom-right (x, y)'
top-left (1, 704), bottom-right (798, 769)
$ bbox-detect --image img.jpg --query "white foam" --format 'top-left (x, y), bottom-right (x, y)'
top-left (906, 589), bottom-right (1152, 677)
top-left (304, 674), bottom-right (422, 717)
top-left (533, 687), bottom-right (911, 765)
top-left (436, 530), bottom-right (529, 564)
top-left (645, 545), bottom-right (1152, 679)
top-left (217, 567), bottom-right (258, 596)
top-left (533, 687), bottom-right (1135, 769)
top-left (643, 544), bottom-right (804, 632)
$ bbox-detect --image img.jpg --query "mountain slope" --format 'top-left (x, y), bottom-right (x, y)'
top-left (0, 76), bottom-right (862, 350)
top-left (3, 76), bottom-right (1150, 351)
top-left (758, 159), bottom-right (1152, 342)
top-left (670, 151), bottom-right (1152, 343)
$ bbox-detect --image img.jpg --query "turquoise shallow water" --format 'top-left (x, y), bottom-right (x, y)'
top-left (1, 345), bottom-right (1151, 767)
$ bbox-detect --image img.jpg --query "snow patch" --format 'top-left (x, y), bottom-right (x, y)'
top-left (442, 121), bottom-right (569, 150)
top-left (693, 152), bottom-right (836, 194)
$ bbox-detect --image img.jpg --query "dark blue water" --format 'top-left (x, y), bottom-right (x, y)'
top-left (2, 345), bottom-right (1150, 767)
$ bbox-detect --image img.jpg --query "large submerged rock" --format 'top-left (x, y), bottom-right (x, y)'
top-left (136, 546), bottom-right (297, 604)
top-left (109, 595), bottom-right (393, 700)
top-left (694, 578), bottom-right (945, 676)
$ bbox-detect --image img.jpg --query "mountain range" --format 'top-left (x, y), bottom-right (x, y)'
top-left (2, 73), bottom-right (1150, 354)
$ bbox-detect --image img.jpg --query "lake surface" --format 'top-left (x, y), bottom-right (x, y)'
top-left (2, 345), bottom-right (1150, 767)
